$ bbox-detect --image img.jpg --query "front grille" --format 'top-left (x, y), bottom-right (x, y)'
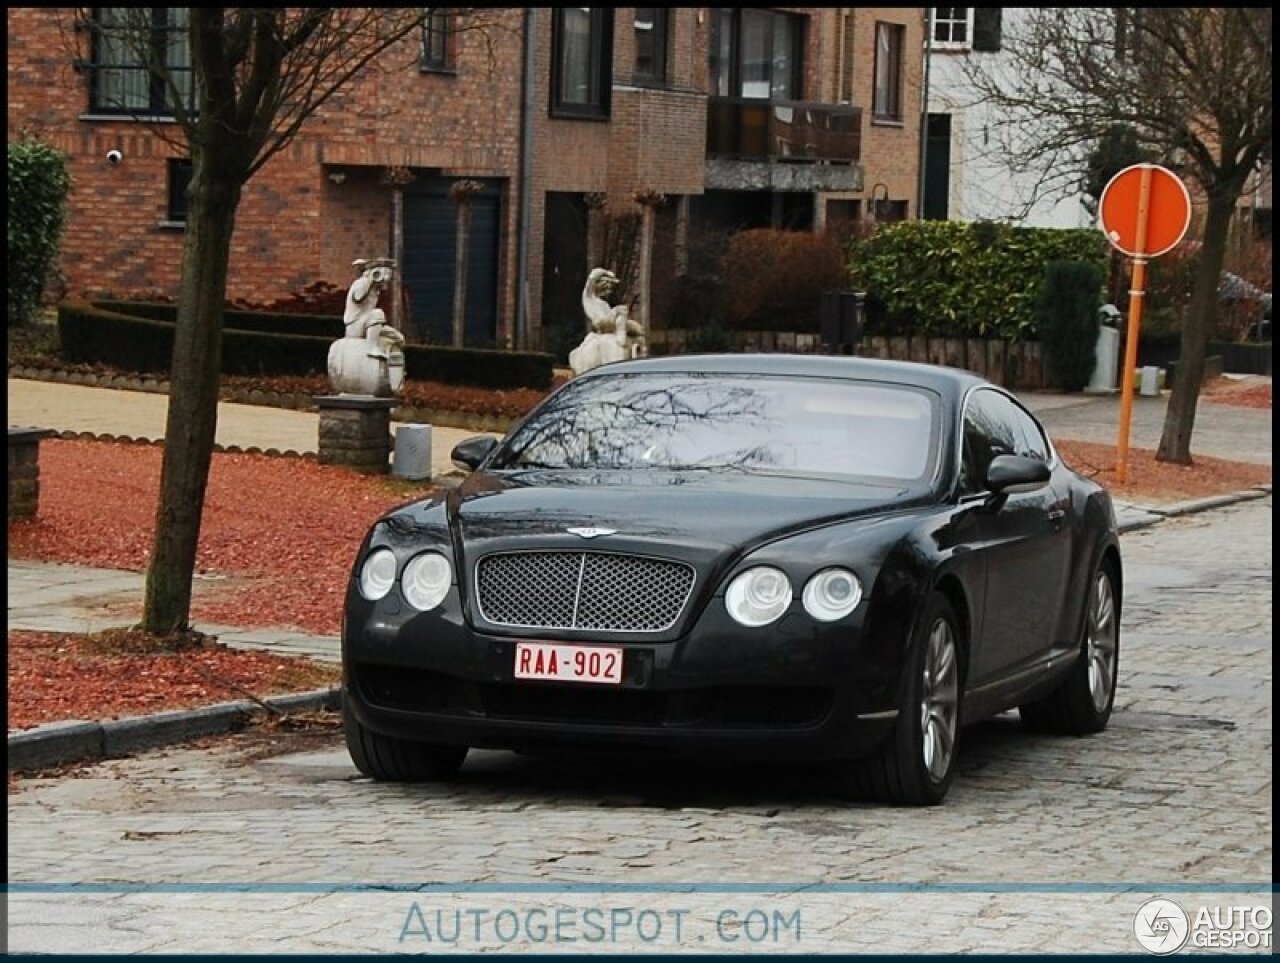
top-left (475, 551), bottom-right (696, 633)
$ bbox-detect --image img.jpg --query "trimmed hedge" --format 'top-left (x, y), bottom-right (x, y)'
top-left (57, 302), bottom-right (554, 390)
top-left (847, 220), bottom-right (1111, 342)
top-left (91, 300), bottom-right (343, 339)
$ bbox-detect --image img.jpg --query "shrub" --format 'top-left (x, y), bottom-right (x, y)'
top-left (847, 221), bottom-right (1110, 341)
top-left (8, 138), bottom-right (71, 327)
top-left (717, 229), bottom-right (847, 332)
top-left (1034, 260), bottom-right (1103, 391)
top-left (685, 321), bottom-right (735, 353)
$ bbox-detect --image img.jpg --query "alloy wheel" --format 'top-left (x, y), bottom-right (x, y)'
top-left (920, 618), bottom-right (959, 781)
top-left (1086, 570), bottom-right (1118, 713)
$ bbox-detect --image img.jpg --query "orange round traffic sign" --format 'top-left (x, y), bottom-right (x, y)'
top-left (1099, 163), bottom-right (1191, 258)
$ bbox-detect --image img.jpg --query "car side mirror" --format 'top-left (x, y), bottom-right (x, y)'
top-left (986, 453), bottom-right (1051, 495)
top-left (451, 435), bottom-right (499, 471)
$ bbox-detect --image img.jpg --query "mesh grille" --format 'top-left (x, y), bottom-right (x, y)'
top-left (476, 551), bottom-right (696, 633)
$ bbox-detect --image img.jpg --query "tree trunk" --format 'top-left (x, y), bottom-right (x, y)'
top-left (141, 168), bottom-right (241, 633)
top-left (452, 201), bottom-right (472, 348)
top-left (1155, 188), bottom-right (1237, 464)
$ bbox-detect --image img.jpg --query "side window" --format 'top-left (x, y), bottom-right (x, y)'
top-left (958, 389), bottom-right (1025, 494)
top-left (1008, 402), bottom-right (1051, 461)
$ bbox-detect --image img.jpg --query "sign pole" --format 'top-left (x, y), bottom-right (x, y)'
top-left (1114, 166), bottom-right (1153, 484)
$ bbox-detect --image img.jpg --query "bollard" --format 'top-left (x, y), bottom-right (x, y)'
top-left (392, 424), bottom-right (433, 481)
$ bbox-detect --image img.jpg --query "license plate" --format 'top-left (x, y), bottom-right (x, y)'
top-left (514, 642), bottom-right (623, 685)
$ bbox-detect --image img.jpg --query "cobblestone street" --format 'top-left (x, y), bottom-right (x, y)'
top-left (7, 497), bottom-right (1272, 954)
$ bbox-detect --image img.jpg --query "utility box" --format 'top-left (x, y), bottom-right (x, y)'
top-left (819, 289), bottom-right (865, 355)
top-left (391, 423), bottom-right (433, 481)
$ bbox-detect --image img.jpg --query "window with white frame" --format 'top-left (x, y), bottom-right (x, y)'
top-left (931, 8), bottom-right (971, 49)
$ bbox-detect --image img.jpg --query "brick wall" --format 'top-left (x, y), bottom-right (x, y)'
top-left (8, 7), bottom-right (927, 349)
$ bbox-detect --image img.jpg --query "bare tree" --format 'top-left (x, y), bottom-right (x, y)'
top-left (957, 8), bottom-right (1271, 463)
top-left (75, 8), bottom-right (502, 636)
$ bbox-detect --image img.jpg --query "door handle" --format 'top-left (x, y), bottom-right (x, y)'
top-left (1047, 507), bottom-right (1067, 530)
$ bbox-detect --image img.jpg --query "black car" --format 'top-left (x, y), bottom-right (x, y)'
top-left (341, 355), bottom-right (1122, 805)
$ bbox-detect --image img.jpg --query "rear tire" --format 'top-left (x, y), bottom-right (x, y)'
top-left (840, 593), bottom-right (963, 806)
top-left (343, 701), bottom-right (467, 782)
top-left (1019, 560), bottom-right (1120, 735)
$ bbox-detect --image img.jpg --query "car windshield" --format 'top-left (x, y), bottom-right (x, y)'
top-left (491, 372), bottom-right (941, 483)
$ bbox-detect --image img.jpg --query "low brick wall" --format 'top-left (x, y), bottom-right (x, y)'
top-left (8, 427), bottom-right (55, 520)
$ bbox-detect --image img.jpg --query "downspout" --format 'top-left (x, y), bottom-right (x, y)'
top-left (514, 7), bottom-right (537, 350)
top-left (916, 8), bottom-right (932, 219)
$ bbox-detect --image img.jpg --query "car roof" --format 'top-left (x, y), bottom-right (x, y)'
top-left (583, 353), bottom-right (990, 400)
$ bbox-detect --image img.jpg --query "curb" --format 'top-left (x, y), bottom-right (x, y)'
top-left (7, 686), bottom-right (342, 773)
top-left (1115, 484), bottom-right (1271, 533)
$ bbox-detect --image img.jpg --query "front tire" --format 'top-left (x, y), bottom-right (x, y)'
top-left (1019, 560), bottom-right (1120, 734)
top-left (841, 593), bottom-right (963, 806)
top-left (343, 701), bottom-right (467, 782)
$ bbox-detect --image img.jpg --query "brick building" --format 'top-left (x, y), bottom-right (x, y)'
top-left (6, 7), bottom-right (925, 356)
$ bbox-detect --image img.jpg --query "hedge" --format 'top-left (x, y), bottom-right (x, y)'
top-left (91, 300), bottom-right (343, 339)
top-left (847, 220), bottom-right (1111, 342)
top-left (57, 302), bottom-right (554, 390)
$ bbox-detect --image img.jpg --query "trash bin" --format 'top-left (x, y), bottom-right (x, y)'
top-left (1087, 307), bottom-right (1121, 392)
top-left (819, 289), bottom-right (865, 355)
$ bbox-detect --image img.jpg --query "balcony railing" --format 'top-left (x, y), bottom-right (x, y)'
top-left (706, 98), bottom-right (862, 164)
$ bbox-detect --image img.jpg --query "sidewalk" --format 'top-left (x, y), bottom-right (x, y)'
top-left (7, 377), bottom-right (501, 482)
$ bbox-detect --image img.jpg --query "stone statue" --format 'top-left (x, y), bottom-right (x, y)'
top-left (568, 267), bottom-right (646, 376)
top-left (328, 257), bottom-right (406, 396)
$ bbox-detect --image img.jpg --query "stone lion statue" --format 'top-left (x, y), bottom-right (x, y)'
top-left (568, 267), bottom-right (646, 376)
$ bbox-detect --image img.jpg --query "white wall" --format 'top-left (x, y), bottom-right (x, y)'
top-left (926, 8), bottom-right (1093, 229)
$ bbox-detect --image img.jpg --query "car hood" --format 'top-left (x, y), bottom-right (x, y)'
top-left (438, 468), bottom-right (928, 562)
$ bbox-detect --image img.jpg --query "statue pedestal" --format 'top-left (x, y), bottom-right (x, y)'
top-left (315, 395), bottom-right (397, 474)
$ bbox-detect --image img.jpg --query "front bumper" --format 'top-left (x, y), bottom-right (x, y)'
top-left (342, 586), bottom-right (907, 762)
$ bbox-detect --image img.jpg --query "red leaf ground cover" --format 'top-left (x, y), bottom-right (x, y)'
top-left (7, 630), bottom-right (340, 731)
top-left (8, 440), bottom-right (420, 636)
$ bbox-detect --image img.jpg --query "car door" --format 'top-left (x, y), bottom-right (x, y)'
top-left (955, 388), bottom-right (1074, 685)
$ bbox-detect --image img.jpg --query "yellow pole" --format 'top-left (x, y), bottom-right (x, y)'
top-left (1115, 166), bottom-right (1153, 484)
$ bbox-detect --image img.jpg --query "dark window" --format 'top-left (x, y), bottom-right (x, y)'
top-left (89, 8), bottom-right (193, 115)
top-left (166, 158), bottom-right (192, 224)
top-left (972, 9), bottom-right (1002, 52)
top-left (633, 8), bottom-right (669, 86)
top-left (708, 8), bottom-right (804, 101)
top-left (551, 7), bottom-right (612, 118)
top-left (959, 388), bottom-right (1050, 494)
top-left (422, 8), bottom-right (453, 71)
top-left (872, 21), bottom-right (904, 122)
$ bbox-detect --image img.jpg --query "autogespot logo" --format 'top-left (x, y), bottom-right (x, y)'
top-left (1133, 897), bottom-right (1190, 955)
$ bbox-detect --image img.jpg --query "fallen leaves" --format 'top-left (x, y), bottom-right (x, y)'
top-left (7, 630), bottom-right (340, 732)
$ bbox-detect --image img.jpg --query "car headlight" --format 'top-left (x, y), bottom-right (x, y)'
top-left (358, 547), bottom-right (397, 601)
top-left (802, 568), bottom-right (863, 622)
top-left (401, 551), bottom-right (452, 611)
top-left (725, 566), bottom-right (793, 627)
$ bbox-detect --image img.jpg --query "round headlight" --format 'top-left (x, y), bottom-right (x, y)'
top-left (802, 568), bottom-right (863, 622)
top-left (358, 548), bottom-right (397, 601)
top-left (725, 566), bottom-right (793, 627)
top-left (401, 551), bottom-right (452, 611)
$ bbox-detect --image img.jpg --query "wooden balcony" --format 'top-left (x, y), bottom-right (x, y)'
top-left (706, 97), bottom-right (862, 164)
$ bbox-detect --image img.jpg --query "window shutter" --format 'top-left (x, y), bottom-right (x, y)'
top-left (972, 9), bottom-right (1002, 52)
